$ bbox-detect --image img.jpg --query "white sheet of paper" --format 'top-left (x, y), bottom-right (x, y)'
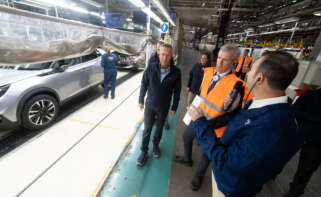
top-left (183, 95), bottom-right (203, 125)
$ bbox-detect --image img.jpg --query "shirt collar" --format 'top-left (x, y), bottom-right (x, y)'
top-left (248, 96), bottom-right (288, 109)
top-left (217, 70), bottom-right (231, 78)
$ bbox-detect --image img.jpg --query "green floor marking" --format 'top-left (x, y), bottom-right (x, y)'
top-left (100, 113), bottom-right (179, 197)
top-left (100, 65), bottom-right (183, 197)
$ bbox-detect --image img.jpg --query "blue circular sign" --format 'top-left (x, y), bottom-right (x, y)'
top-left (161, 23), bottom-right (169, 33)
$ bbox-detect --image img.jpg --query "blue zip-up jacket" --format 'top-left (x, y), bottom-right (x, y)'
top-left (187, 63), bottom-right (205, 94)
top-left (139, 56), bottom-right (181, 113)
top-left (101, 53), bottom-right (118, 71)
top-left (192, 103), bottom-right (301, 197)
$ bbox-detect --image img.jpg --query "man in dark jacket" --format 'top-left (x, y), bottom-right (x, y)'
top-left (286, 88), bottom-right (321, 197)
top-left (137, 43), bottom-right (181, 166)
top-left (101, 48), bottom-right (118, 99)
top-left (187, 53), bottom-right (210, 106)
top-left (188, 51), bottom-right (301, 197)
top-left (148, 40), bottom-right (172, 130)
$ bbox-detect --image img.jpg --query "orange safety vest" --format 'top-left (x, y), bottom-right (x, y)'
top-left (236, 56), bottom-right (253, 73)
top-left (199, 67), bottom-right (253, 138)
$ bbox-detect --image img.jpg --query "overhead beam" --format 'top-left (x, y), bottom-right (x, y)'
top-left (173, 6), bottom-right (256, 12)
top-left (173, 0), bottom-right (223, 3)
top-left (173, 7), bottom-right (221, 11)
top-left (181, 21), bottom-right (219, 29)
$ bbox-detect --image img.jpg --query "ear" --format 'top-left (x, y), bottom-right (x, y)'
top-left (256, 73), bottom-right (264, 85)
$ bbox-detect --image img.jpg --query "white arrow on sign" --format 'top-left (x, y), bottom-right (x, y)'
top-left (161, 23), bottom-right (169, 33)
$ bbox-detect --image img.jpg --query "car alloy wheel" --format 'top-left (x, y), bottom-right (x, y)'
top-left (22, 94), bottom-right (59, 130)
top-left (28, 99), bottom-right (56, 126)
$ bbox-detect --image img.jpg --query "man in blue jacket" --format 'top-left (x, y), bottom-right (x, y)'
top-left (137, 43), bottom-right (181, 166)
top-left (101, 48), bottom-right (118, 99)
top-left (186, 53), bottom-right (210, 106)
top-left (188, 51), bottom-right (301, 197)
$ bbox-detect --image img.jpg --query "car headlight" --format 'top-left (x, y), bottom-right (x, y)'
top-left (0, 84), bottom-right (10, 98)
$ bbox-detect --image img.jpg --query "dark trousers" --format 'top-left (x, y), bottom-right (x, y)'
top-left (141, 106), bottom-right (168, 152)
top-left (287, 144), bottom-right (321, 197)
top-left (104, 70), bottom-right (117, 97)
top-left (183, 123), bottom-right (211, 177)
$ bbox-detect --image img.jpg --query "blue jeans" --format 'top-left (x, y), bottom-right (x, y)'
top-left (104, 70), bottom-right (117, 97)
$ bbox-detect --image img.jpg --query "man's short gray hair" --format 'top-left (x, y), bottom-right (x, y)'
top-left (219, 44), bottom-right (240, 61)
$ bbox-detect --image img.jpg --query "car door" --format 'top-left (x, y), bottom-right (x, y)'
top-left (51, 57), bottom-right (88, 100)
top-left (80, 50), bottom-right (104, 86)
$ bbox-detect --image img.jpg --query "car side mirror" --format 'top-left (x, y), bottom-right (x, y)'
top-left (54, 64), bottom-right (68, 72)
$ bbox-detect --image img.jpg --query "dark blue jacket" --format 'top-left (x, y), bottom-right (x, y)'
top-left (101, 53), bottom-right (118, 71)
top-left (193, 103), bottom-right (301, 197)
top-left (139, 56), bottom-right (181, 113)
top-left (294, 89), bottom-right (321, 145)
top-left (187, 63), bottom-right (204, 94)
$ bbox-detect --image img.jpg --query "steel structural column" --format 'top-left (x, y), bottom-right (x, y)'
top-left (147, 0), bottom-right (151, 35)
top-left (104, 0), bottom-right (109, 13)
top-left (310, 32), bottom-right (321, 61)
top-left (174, 17), bottom-right (183, 59)
top-left (213, 0), bottom-right (233, 59)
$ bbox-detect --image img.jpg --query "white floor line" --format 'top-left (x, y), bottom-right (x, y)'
top-left (21, 89), bottom-right (143, 197)
top-left (0, 71), bottom-right (143, 197)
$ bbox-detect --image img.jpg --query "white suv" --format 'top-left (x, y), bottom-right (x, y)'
top-left (0, 49), bottom-right (105, 131)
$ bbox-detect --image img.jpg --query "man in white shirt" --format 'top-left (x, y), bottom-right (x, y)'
top-left (188, 51), bottom-right (301, 197)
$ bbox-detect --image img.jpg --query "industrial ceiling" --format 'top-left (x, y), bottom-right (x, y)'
top-left (91, 0), bottom-right (321, 35)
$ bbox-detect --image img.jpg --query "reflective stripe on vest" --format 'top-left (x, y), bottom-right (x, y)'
top-left (236, 56), bottom-right (252, 73)
top-left (200, 95), bottom-right (224, 113)
top-left (199, 67), bottom-right (242, 138)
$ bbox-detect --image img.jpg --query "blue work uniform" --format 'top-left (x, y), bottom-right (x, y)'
top-left (101, 53), bottom-right (118, 98)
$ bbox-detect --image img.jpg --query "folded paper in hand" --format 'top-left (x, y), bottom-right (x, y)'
top-left (183, 95), bottom-right (203, 125)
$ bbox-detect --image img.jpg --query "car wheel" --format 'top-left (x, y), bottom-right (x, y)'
top-left (22, 94), bottom-right (59, 130)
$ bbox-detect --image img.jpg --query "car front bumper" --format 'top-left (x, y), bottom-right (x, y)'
top-left (0, 115), bottom-right (18, 131)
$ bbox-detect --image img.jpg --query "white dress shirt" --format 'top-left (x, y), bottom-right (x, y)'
top-left (248, 96), bottom-right (288, 109)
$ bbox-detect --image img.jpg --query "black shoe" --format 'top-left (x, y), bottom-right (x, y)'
top-left (153, 145), bottom-right (161, 158)
top-left (174, 155), bottom-right (193, 167)
top-left (103, 95), bottom-right (108, 99)
top-left (165, 121), bottom-right (170, 130)
top-left (137, 152), bottom-right (148, 166)
top-left (191, 175), bottom-right (203, 191)
top-left (111, 95), bottom-right (115, 99)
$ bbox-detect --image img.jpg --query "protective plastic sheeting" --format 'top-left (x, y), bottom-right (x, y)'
top-left (0, 6), bottom-right (150, 65)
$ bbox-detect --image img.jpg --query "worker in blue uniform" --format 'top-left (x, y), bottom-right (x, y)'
top-left (101, 48), bottom-right (118, 99)
top-left (187, 51), bottom-right (301, 197)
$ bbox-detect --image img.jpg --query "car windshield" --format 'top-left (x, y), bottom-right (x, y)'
top-left (0, 62), bottom-right (51, 70)
top-left (16, 62), bottom-right (51, 70)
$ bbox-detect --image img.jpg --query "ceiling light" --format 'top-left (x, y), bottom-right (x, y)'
top-left (150, 0), bottom-right (176, 26)
top-left (128, 0), bottom-right (145, 8)
top-left (35, 0), bottom-right (88, 14)
top-left (142, 7), bottom-right (163, 24)
top-left (275, 17), bottom-right (299, 24)
top-left (313, 11), bottom-right (321, 16)
top-left (79, 0), bottom-right (102, 8)
top-left (127, 0), bottom-right (164, 24)
top-left (258, 23), bottom-right (275, 28)
top-left (15, 0), bottom-right (51, 10)
top-left (90, 12), bottom-right (101, 17)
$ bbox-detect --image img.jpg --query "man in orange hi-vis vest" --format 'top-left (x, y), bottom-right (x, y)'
top-left (235, 49), bottom-right (253, 80)
top-left (174, 44), bottom-right (252, 191)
